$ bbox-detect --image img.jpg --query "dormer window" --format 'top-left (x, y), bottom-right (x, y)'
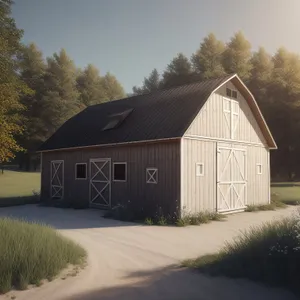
top-left (102, 108), bottom-right (133, 131)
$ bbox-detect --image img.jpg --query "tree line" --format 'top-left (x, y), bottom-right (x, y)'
top-left (2, 0), bottom-right (299, 179)
top-left (132, 33), bottom-right (300, 180)
top-left (1, 0), bottom-right (125, 169)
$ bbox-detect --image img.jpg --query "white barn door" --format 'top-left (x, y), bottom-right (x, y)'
top-left (89, 158), bottom-right (111, 208)
top-left (217, 145), bottom-right (247, 212)
top-left (51, 160), bottom-right (64, 199)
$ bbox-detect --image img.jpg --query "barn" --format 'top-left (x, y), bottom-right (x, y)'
top-left (39, 74), bottom-right (277, 218)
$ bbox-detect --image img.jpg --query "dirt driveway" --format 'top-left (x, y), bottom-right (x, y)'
top-left (0, 205), bottom-right (297, 300)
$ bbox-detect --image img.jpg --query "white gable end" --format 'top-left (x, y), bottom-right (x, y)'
top-left (185, 80), bottom-right (268, 146)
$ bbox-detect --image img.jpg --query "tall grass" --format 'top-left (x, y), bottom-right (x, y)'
top-left (183, 212), bottom-right (300, 293)
top-left (0, 218), bottom-right (86, 293)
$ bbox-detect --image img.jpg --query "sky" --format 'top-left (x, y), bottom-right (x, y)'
top-left (12, 0), bottom-right (300, 92)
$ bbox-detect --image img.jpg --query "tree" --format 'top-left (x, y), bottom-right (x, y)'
top-left (222, 31), bottom-right (252, 80)
top-left (267, 48), bottom-right (300, 179)
top-left (0, 0), bottom-right (31, 164)
top-left (132, 69), bottom-right (161, 95)
top-left (192, 33), bottom-right (226, 79)
top-left (77, 64), bottom-right (106, 106)
top-left (41, 49), bottom-right (80, 137)
top-left (101, 72), bottom-right (125, 101)
top-left (162, 53), bottom-right (193, 89)
top-left (19, 43), bottom-right (47, 151)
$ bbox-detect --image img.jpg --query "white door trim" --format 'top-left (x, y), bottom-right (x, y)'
top-left (217, 145), bottom-right (247, 212)
top-left (50, 160), bottom-right (64, 199)
top-left (89, 158), bottom-right (111, 208)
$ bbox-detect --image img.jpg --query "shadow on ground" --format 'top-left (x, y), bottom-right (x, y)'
top-left (0, 204), bottom-right (138, 229)
top-left (63, 266), bottom-right (296, 300)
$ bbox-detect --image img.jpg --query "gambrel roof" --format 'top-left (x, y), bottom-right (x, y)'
top-left (39, 74), bottom-right (276, 152)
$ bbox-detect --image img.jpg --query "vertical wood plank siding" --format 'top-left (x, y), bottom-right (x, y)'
top-left (186, 81), bottom-right (268, 146)
top-left (182, 79), bottom-right (271, 213)
top-left (181, 139), bottom-right (217, 212)
top-left (41, 140), bottom-right (180, 217)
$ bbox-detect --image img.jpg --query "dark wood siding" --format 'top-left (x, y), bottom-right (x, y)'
top-left (41, 140), bottom-right (180, 218)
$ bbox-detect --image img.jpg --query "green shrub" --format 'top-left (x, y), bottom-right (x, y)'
top-left (144, 218), bottom-right (154, 225)
top-left (183, 213), bottom-right (300, 293)
top-left (0, 218), bottom-right (86, 294)
top-left (157, 215), bottom-right (167, 226)
top-left (176, 211), bottom-right (226, 227)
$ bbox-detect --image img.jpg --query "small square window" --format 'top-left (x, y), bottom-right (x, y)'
top-left (146, 168), bottom-right (158, 184)
top-left (257, 164), bottom-right (262, 175)
top-left (232, 90), bottom-right (238, 99)
top-left (113, 163), bottom-right (127, 181)
top-left (226, 88), bottom-right (232, 97)
top-left (196, 163), bottom-right (204, 176)
top-left (75, 163), bottom-right (87, 179)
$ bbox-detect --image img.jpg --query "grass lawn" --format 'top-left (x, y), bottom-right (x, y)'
top-left (0, 218), bottom-right (86, 293)
top-left (183, 215), bottom-right (300, 295)
top-left (0, 170), bottom-right (41, 206)
top-left (271, 182), bottom-right (300, 205)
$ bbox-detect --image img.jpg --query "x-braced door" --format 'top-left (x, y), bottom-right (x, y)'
top-left (89, 158), bottom-right (111, 208)
top-left (217, 146), bottom-right (247, 212)
top-left (51, 160), bottom-right (64, 199)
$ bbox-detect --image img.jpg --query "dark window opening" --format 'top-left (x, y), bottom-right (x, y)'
top-left (113, 163), bottom-right (127, 181)
top-left (226, 88), bottom-right (232, 97)
top-left (76, 163), bottom-right (87, 179)
top-left (232, 90), bottom-right (238, 99)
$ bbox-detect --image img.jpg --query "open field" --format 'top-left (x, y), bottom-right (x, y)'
top-left (271, 182), bottom-right (300, 205)
top-left (0, 170), bottom-right (41, 206)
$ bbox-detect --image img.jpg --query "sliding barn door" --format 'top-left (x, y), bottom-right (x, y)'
top-left (217, 145), bottom-right (247, 212)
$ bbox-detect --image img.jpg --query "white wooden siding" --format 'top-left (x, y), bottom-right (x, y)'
top-left (186, 81), bottom-right (267, 146)
top-left (181, 137), bottom-right (270, 214)
top-left (181, 138), bottom-right (217, 213)
top-left (246, 145), bottom-right (270, 205)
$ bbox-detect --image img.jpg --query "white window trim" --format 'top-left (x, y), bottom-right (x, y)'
top-left (113, 162), bottom-right (127, 182)
top-left (196, 163), bottom-right (204, 177)
top-left (75, 163), bottom-right (87, 180)
top-left (146, 168), bottom-right (158, 184)
top-left (223, 97), bottom-right (240, 140)
top-left (257, 163), bottom-right (262, 175)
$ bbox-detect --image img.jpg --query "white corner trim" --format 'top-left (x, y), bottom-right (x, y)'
top-left (146, 168), bottom-right (158, 184)
top-left (113, 162), bottom-right (127, 182)
top-left (75, 162), bottom-right (87, 180)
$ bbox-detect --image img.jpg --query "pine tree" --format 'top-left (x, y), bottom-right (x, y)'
top-left (162, 53), bottom-right (193, 88)
top-left (101, 72), bottom-right (125, 101)
top-left (77, 64), bottom-right (106, 106)
top-left (192, 33), bottom-right (226, 79)
top-left (19, 43), bottom-right (47, 150)
top-left (222, 31), bottom-right (252, 80)
top-left (0, 0), bottom-right (31, 163)
top-left (132, 69), bottom-right (161, 95)
top-left (41, 49), bottom-right (80, 137)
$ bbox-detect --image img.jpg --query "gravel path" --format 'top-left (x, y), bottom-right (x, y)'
top-left (0, 205), bottom-right (298, 300)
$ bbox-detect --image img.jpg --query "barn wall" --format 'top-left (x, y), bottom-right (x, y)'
top-left (181, 137), bottom-right (270, 214)
top-left (181, 138), bottom-right (217, 213)
top-left (246, 145), bottom-right (270, 205)
top-left (41, 140), bottom-right (181, 217)
top-left (186, 80), bottom-right (267, 146)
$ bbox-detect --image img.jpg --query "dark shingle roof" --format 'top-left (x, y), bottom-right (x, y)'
top-left (39, 74), bottom-right (234, 151)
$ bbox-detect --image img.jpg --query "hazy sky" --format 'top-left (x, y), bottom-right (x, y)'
top-left (13, 0), bottom-right (300, 92)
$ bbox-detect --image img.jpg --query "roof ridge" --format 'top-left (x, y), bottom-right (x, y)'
top-left (89, 73), bottom-right (236, 109)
